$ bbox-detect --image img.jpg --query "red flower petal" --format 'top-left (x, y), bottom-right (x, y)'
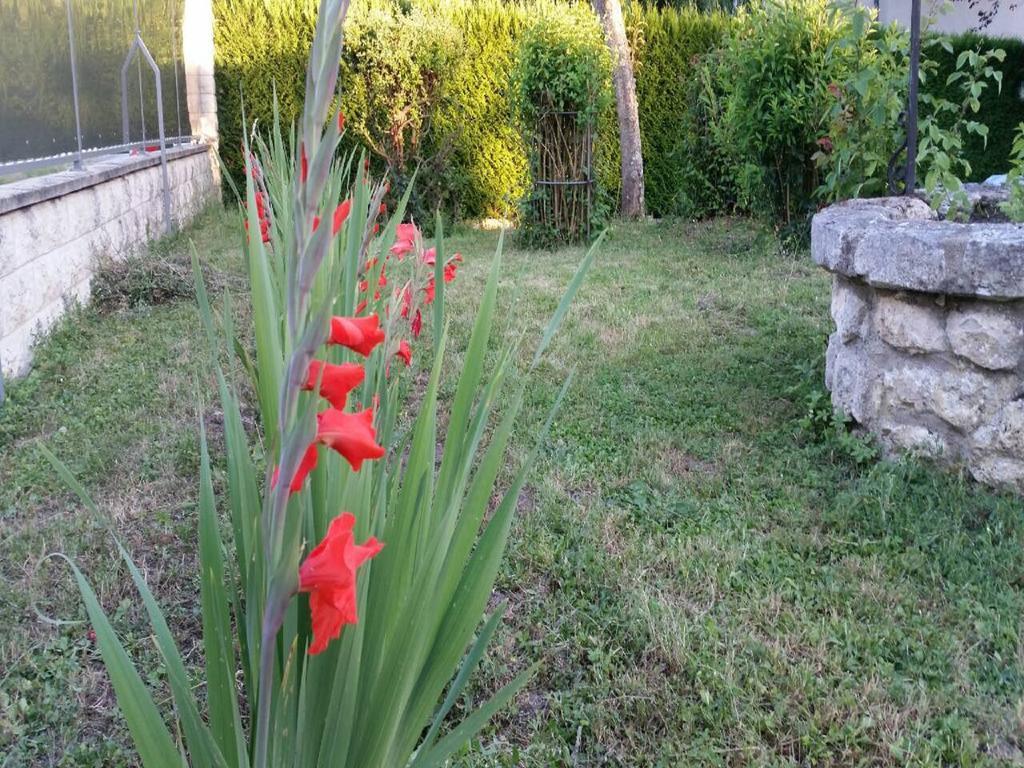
top-left (303, 360), bottom-right (365, 410)
top-left (396, 340), bottom-right (411, 367)
top-left (299, 512), bottom-right (382, 655)
top-left (316, 407), bottom-right (385, 472)
top-left (271, 442), bottom-right (320, 494)
top-left (328, 314), bottom-right (385, 357)
top-left (332, 199), bottom-right (351, 236)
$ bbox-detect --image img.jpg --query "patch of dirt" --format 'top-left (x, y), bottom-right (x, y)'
top-left (659, 447), bottom-right (720, 481)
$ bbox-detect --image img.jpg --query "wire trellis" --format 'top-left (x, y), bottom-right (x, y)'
top-left (529, 109), bottom-right (595, 244)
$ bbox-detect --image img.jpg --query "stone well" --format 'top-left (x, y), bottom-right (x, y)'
top-left (811, 195), bottom-right (1024, 491)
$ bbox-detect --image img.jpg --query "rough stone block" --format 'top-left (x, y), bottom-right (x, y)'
top-left (831, 275), bottom-right (871, 343)
top-left (881, 422), bottom-right (948, 459)
top-left (947, 304), bottom-right (1024, 371)
top-left (875, 294), bottom-right (947, 353)
top-left (969, 455), bottom-right (1024, 490)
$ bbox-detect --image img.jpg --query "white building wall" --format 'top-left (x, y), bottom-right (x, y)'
top-left (870, 0), bottom-right (1024, 38)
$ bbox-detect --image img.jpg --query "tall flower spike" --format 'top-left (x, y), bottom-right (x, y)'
top-left (299, 512), bottom-right (382, 655)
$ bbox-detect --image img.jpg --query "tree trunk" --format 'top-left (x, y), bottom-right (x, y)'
top-left (593, 0), bottom-right (644, 219)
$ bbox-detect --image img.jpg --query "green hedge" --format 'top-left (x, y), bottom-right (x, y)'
top-left (214, 0), bottom-right (595, 221)
top-left (213, 0), bottom-right (1022, 224)
top-left (926, 32), bottom-right (1024, 181)
top-left (627, 5), bottom-right (732, 217)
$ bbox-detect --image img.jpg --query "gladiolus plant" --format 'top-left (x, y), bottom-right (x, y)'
top-left (43, 1), bottom-right (600, 766)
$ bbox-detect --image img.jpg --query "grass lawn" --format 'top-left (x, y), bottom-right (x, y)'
top-left (2, 205), bottom-right (1023, 766)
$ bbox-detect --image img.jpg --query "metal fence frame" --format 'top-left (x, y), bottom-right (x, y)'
top-left (0, 0), bottom-right (193, 229)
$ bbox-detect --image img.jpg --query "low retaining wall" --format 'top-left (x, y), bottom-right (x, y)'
top-left (0, 144), bottom-right (218, 378)
top-left (812, 196), bottom-right (1024, 492)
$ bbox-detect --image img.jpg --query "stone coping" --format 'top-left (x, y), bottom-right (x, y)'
top-left (811, 197), bottom-right (1024, 300)
top-left (0, 143), bottom-right (210, 216)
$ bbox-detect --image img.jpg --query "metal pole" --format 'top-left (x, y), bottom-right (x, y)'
top-left (904, 0), bottom-right (922, 194)
top-left (172, 23), bottom-right (182, 140)
top-left (65, 0), bottom-right (84, 170)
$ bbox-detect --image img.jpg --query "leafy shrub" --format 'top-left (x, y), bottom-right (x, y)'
top-left (425, 0), bottom-right (531, 220)
top-left (626, 5), bottom-right (733, 218)
top-left (1002, 123), bottom-right (1024, 221)
top-left (929, 33), bottom-right (1024, 181)
top-left (339, 4), bottom-right (464, 224)
top-left (513, 9), bottom-right (612, 246)
top-left (712, 0), bottom-right (852, 232)
top-left (813, 12), bottom-right (910, 201)
top-left (814, 8), bottom-right (1005, 215)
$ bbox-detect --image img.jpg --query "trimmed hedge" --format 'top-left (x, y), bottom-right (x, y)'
top-left (927, 32), bottom-right (1024, 180)
top-left (213, 0), bottom-right (1021, 223)
top-left (627, 5), bottom-right (732, 217)
top-left (214, 0), bottom-right (597, 220)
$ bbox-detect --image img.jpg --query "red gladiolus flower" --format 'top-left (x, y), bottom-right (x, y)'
top-left (390, 222), bottom-right (418, 258)
top-left (300, 143), bottom-right (308, 184)
top-left (355, 299), bottom-right (368, 315)
top-left (299, 512), bottom-right (382, 655)
top-left (271, 442), bottom-right (320, 493)
top-left (379, 203), bottom-right (387, 216)
top-left (399, 286), bottom-right (412, 318)
top-left (337, 111), bottom-right (346, 133)
top-left (358, 279), bottom-right (369, 293)
top-left (303, 360), bottom-right (365, 410)
top-left (328, 314), bottom-right (385, 357)
top-left (443, 262), bottom-right (458, 283)
top-left (396, 340), bottom-right (411, 367)
top-left (421, 247), bottom-right (436, 266)
top-left (411, 309), bottom-right (423, 338)
top-left (316, 407), bottom-right (385, 471)
top-left (333, 199), bottom-right (351, 236)
top-left (313, 215), bottom-right (322, 232)
top-left (423, 279), bottom-right (436, 305)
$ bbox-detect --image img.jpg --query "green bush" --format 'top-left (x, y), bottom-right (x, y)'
top-left (213, 0), bottom-right (1020, 227)
top-left (513, 8), bottom-right (612, 245)
top-left (425, 0), bottom-right (530, 220)
top-left (338, 3), bottom-right (464, 223)
top-left (927, 33), bottom-right (1024, 181)
top-left (712, 0), bottom-right (853, 231)
top-left (627, 5), bottom-right (733, 217)
top-left (213, 0), bottom-right (316, 196)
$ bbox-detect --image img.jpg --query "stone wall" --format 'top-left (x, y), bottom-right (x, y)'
top-left (0, 144), bottom-right (218, 379)
top-left (812, 197), bottom-right (1024, 492)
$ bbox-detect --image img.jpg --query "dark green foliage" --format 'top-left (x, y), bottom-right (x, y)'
top-left (712, 0), bottom-right (852, 232)
top-left (627, 5), bottom-right (733, 217)
top-left (212, 0), bottom-right (1020, 226)
top-left (514, 8), bottom-right (612, 246)
top-left (926, 32), bottom-right (1024, 180)
top-left (427, 0), bottom-right (530, 220)
top-left (213, 0), bottom-right (317, 198)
